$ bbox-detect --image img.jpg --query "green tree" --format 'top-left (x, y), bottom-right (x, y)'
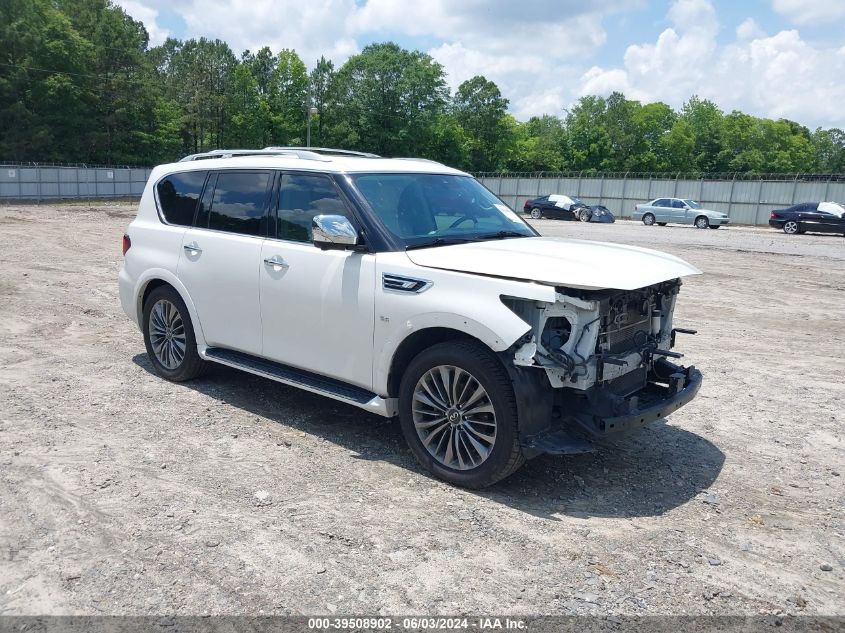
top-left (452, 75), bottom-right (510, 171)
top-left (329, 42), bottom-right (448, 155)
top-left (270, 49), bottom-right (308, 145)
top-left (308, 56), bottom-right (334, 147)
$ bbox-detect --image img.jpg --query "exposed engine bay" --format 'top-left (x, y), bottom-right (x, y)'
top-left (504, 279), bottom-right (700, 437)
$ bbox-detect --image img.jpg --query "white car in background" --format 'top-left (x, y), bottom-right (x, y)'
top-left (119, 147), bottom-right (703, 488)
top-left (634, 198), bottom-right (730, 229)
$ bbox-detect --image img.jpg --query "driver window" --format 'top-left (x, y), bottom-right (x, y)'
top-left (276, 173), bottom-right (351, 242)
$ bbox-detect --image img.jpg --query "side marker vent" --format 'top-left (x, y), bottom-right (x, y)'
top-left (383, 273), bottom-right (432, 293)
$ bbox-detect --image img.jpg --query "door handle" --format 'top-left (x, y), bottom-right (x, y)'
top-left (263, 256), bottom-right (289, 269)
top-left (183, 243), bottom-right (202, 254)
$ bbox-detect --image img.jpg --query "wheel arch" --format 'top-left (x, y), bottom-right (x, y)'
top-left (386, 327), bottom-right (494, 398)
top-left (135, 270), bottom-right (207, 348)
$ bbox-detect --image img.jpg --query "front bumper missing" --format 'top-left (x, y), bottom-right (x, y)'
top-left (520, 363), bottom-right (702, 456)
top-left (575, 364), bottom-right (702, 435)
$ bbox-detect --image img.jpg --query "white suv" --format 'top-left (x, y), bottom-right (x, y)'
top-left (119, 147), bottom-right (703, 488)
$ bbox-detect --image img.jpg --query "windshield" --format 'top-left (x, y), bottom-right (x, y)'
top-left (350, 173), bottom-right (536, 247)
top-left (683, 199), bottom-right (701, 209)
top-left (570, 196), bottom-right (586, 206)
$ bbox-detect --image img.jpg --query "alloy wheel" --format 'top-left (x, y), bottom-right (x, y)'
top-left (148, 299), bottom-right (186, 370)
top-left (643, 213), bottom-right (655, 226)
top-left (783, 221), bottom-right (798, 234)
top-left (695, 216), bottom-right (709, 229)
top-left (531, 208), bottom-right (541, 219)
top-left (411, 365), bottom-right (497, 471)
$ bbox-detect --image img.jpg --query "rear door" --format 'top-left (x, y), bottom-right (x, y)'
top-left (177, 170), bottom-right (272, 355)
top-left (651, 199), bottom-right (670, 222)
top-left (259, 171), bottom-right (376, 389)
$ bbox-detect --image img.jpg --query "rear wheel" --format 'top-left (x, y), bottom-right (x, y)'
top-left (642, 213), bottom-right (656, 226)
top-left (530, 208), bottom-right (542, 220)
top-left (695, 216), bottom-right (709, 229)
top-left (782, 220), bottom-right (800, 235)
top-left (143, 285), bottom-right (207, 382)
top-left (398, 340), bottom-right (524, 488)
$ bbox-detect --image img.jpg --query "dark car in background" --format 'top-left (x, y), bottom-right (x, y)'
top-left (769, 202), bottom-right (845, 235)
top-left (523, 194), bottom-right (615, 223)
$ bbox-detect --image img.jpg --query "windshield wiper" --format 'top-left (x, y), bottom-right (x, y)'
top-left (477, 230), bottom-right (531, 240)
top-left (405, 237), bottom-right (477, 251)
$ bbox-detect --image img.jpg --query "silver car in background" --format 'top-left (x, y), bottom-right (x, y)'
top-left (633, 198), bottom-right (730, 229)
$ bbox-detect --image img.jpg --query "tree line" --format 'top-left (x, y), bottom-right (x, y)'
top-left (2, 0), bottom-right (844, 174)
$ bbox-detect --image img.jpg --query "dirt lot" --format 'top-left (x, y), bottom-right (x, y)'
top-left (0, 203), bottom-right (842, 616)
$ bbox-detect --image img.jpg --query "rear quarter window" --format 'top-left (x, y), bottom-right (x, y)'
top-left (156, 171), bottom-right (207, 226)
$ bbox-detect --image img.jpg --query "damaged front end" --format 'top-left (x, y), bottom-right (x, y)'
top-left (501, 280), bottom-right (702, 456)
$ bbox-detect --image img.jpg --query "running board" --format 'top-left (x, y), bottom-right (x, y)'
top-left (202, 348), bottom-right (397, 417)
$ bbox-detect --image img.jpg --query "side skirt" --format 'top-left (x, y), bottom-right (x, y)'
top-left (202, 347), bottom-right (398, 417)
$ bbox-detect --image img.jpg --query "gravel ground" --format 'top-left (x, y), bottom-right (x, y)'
top-left (0, 203), bottom-right (842, 616)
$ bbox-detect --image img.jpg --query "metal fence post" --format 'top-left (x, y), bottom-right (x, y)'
top-left (791, 173), bottom-right (799, 205)
top-left (823, 175), bottom-right (831, 202)
top-left (673, 172), bottom-right (679, 198)
top-left (576, 171), bottom-right (582, 197)
top-left (598, 174), bottom-right (605, 206)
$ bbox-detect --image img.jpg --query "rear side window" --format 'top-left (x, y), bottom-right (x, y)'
top-left (156, 171), bottom-right (207, 225)
top-left (653, 199), bottom-right (669, 207)
top-left (205, 171), bottom-right (272, 236)
top-left (276, 173), bottom-right (351, 242)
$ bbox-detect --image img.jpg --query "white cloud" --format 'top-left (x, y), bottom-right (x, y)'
top-left (578, 0), bottom-right (845, 128)
top-left (771, 0), bottom-right (845, 25)
top-left (114, 0), bottom-right (170, 46)
top-left (736, 18), bottom-right (765, 41)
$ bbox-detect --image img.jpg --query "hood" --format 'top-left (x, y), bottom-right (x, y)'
top-left (405, 237), bottom-right (701, 290)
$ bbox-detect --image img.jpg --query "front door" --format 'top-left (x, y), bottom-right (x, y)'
top-left (259, 172), bottom-right (376, 390)
top-left (177, 170), bottom-right (273, 355)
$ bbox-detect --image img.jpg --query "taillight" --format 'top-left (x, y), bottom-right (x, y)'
top-left (122, 233), bottom-right (131, 255)
top-left (524, 199), bottom-right (530, 207)
top-left (770, 212), bottom-right (776, 218)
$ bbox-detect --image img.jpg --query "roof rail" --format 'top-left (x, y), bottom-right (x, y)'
top-left (264, 146), bottom-right (380, 158)
top-left (178, 148), bottom-right (330, 162)
top-left (391, 157), bottom-right (446, 165)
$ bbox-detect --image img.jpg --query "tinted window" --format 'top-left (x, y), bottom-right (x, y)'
top-left (672, 199), bottom-right (685, 208)
top-left (653, 199), bottom-right (669, 207)
top-left (206, 171), bottom-right (271, 236)
top-left (276, 173), bottom-right (351, 242)
top-left (156, 171), bottom-right (207, 225)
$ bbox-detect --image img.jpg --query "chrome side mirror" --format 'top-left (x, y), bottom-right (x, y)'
top-left (312, 214), bottom-right (358, 249)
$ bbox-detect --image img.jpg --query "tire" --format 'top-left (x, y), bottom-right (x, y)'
top-left (642, 213), bottom-right (655, 226)
top-left (398, 340), bottom-right (524, 488)
top-left (530, 208), bottom-right (542, 220)
top-left (783, 220), bottom-right (800, 235)
top-left (695, 215), bottom-right (709, 229)
top-left (657, 222), bottom-right (667, 226)
top-left (578, 208), bottom-right (591, 222)
top-left (142, 285), bottom-right (207, 382)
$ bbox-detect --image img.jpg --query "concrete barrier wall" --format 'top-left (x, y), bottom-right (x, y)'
top-left (0, 165), bottom-right (153, 201)
top-left (479, 175), bottom-right (845, 226)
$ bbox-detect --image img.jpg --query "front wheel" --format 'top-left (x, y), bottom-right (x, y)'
top-left (578, 208), bottom-right (591, 222)
top-left (642, 213), bottom-right (656, 226)
top-left (695, 216), bottom-right (710, 229)
top-left (530, 208), bottom-right (542, 220)
top-left (783, 220), bottom-right (800, 235)
top-left (398, 341), bottom-right (524, 488)
top-left (143, 285), bottom-right (207, 381)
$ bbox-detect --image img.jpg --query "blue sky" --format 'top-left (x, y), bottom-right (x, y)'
top-left (116, 0), bottom-right (845, 128)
